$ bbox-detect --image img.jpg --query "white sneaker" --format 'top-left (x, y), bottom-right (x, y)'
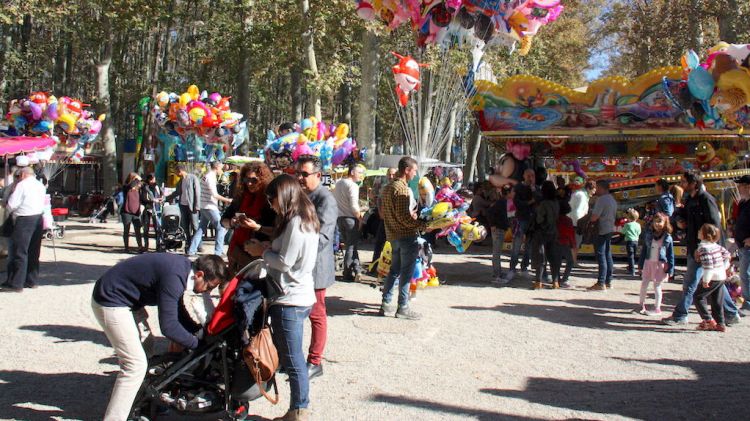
top-left (492, 277), bottom-right (510, 286)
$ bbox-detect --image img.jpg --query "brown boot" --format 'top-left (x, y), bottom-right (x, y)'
top-left (552, 281), bottom-right (560, 289)
top-left (274, 408), bottom-right (310, 421)
top-left (532, 281), bottom-right (543, 290)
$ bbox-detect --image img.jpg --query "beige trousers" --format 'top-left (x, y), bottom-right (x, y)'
top-left (92, 299), bottom-right (148, 421)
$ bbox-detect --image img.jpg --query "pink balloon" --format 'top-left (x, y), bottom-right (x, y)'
top-left (89, 120), bottom-right (102, 135)
top-left (292, 142), bottom-right (314, 161)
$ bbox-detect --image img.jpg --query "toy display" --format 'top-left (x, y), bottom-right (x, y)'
top-left (264, 118), bottom-right (366, 171)
top-left (2, 92), bottom-right (107, 162)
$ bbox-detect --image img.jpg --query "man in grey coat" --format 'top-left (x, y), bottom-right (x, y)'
top-left (295, 155), bottom-right (337, 380)
top-left (167, 164), bottom-right (201, 253)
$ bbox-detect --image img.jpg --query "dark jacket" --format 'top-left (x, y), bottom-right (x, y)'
top-left (486, 198), bottom-right (509, 230)
top-left (684, 190), bottom-right (721, 255)
top-left (513, 183), bottom-right (541, 222)
top-left (140, 184), bottom-right (161, 212)
top-left (309, 185), bottom-right (338, 289)
top-left (735, 199), bottom-right (750, 246)
top-left (92, 253), bottom-right (199, 349)
top-left (638, 231), bottom-right (675, 275)
top-left (533, 199), bottom-right (559, 239)
top-left (168, 173), bottom-right (201, 212)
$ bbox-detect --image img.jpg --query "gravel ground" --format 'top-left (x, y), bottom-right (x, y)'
top-left (0, 220), bottom-right (748, 421)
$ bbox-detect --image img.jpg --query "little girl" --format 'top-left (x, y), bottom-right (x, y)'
top-left (636, 212), bottom-right (674, 315)
top-left (693, 223), bottom-right (731, 332)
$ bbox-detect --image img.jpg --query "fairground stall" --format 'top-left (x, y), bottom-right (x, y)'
top-left (472, 44), bottom-right (750, 257)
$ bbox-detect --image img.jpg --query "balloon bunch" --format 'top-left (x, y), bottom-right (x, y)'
top-left (3, 92), bottom-right (106, 161)
top-left (264, 117), bottom-right (365, 171)
top-left (420, 177), bottom-right (486, 252)
top-left (371, 239), bottom-right (440, 288)
top-left (151, 85), bottom-right (244, 161)
top-left (663, 42), bottom-right (750, 132)
top-left (356, 0), bottom-right (563, 54)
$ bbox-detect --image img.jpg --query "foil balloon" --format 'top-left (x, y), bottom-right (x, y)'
top-left (391, 52), bottom-right (427, 107)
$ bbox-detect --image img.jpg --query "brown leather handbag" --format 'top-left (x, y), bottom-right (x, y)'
top-left (242, 303), bottom-right (279, 404)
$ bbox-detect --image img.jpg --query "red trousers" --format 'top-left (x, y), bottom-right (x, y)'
top-left (307, 288), bottom-right (327, 365)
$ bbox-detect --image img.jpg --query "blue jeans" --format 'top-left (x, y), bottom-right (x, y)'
top-left (337, 217), bottom-right (362, 278)
top-left (594, 233), bottom-right (614, 285)
top-left (382, 236), bottom-right (420, 308)
top-left (509, 219), bottom-right (530, 272)
top-left (672, 257), bottom-right (738, 321)
top-left (270, 305), bottom-right (312, 410)
top-left (625, 240), bottom-right (638, 272)
top-left (188, 208), bottom-right (227, 255)
top-left (739, 247), bottom-right (750, 307)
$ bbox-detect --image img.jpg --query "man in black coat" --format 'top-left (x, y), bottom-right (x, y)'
top-left (91, 253), bottom-right (228, 420)
top-left (663, 170), bottom-right (740, 326)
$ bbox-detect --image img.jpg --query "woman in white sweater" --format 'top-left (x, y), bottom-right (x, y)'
top-left (246, 174), bottom-right (319, 421)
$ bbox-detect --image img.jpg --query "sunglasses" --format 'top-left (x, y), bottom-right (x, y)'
top-left (243, 176), bottom-right (259, 184)
top-left (296, 170), bottom-right (319, 179)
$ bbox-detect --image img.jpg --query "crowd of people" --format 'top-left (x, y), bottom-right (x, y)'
top-left (22, 144), bottom-right (746, 420)
top-left (475, 162), bottom-right (747, 333)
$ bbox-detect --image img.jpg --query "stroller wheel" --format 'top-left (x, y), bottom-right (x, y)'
top-left (44, 231), bottom-right (53, 240)
top-left (55, 227), bottom-right (65, 239)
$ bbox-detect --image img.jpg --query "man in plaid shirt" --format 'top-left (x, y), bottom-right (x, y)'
top-left (379, 157), bottom-right (429, 320)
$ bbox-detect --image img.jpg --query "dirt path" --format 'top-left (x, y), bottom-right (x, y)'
top-left (0, 220), bottom-right (747, 421)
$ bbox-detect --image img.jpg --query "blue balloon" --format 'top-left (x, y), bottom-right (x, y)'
top-left (687, 67), bottom-right (715, 101)
top-left (686, 50), bottom-right (700, 70)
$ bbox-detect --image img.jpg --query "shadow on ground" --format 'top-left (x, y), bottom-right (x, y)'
top-left (326, 296), bottom-right (381, 317)
top-left (37, 260), bottom-right (114, 286)
top-left (19, 324), bottom-right (110, 347)
top-left (481, 359), bottom-right (750, 420)
top-left (370, 393), bottom-right (546, 421)
top-left (452, 297), bottom-right (689, 333)
top-left (0, 370), bottom-right (111, 421)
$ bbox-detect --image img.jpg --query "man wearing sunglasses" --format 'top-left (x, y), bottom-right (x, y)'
top-left (333, 163), bottom-right (366, 282)
top-left (295, 155), bottom-right (337, 380)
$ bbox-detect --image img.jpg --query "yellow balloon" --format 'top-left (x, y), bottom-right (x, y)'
top-left (187, 85), bottom-right (200, 100)
top-left (179, 93), bottom-right (192, 107)
top-left (156, 91), bottom-right (169, 107)
top-left (57, 113), bottom-right (78, 134)
top-left (431, 202), bottom-right (453, 220)
top-left (188, 107), bottom-right (206, 122)
top-left (334, 123), bottom-right (349, 140)
top-left (98, 114), bottom-right (107, 122)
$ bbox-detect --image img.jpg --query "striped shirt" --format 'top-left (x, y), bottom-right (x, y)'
top-left (697, 241), bottom-right (730, 271)
top-left (200, 170), bottom-right (219, 211)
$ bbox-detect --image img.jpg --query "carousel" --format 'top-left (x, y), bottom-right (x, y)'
top-left (471, 43), bottom-right (750, 257)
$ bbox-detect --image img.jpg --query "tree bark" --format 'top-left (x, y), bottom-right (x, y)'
top-left (444, 105), bottom-right (456, 162)
top-left (0, 26), bottom-right (10, 115)
top-left (464, 123), bottom-right (482, 182)
top-left (97, 22), bottom-right (118, 193)
top-left (300, 0), bottom-right (321, 120)
top-left (290, 64), bottom-right (303, 122)
top-left (356, 29), bottom-right (380, 167)
top-left (717, 0), bottom-right (739, 43)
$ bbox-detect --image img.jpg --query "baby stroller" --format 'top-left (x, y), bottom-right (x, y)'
top-left (158, 203), bottom-right (186, 252)
top-left (130, 262), bottom-right (275, 421)
top-left (89, 197), bottom-right (115, 223)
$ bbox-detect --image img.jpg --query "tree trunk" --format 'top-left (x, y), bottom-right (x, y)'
top-left (477, 139), bottom-right (487, 181)
top-left (0, 26), bottom-right (10, 115)
top-left (444, 105), bottom-right (456, 162)
top-left (356, 29), bottom-right (380, 167)
top-left (419, 67), bottom-right (434, 160)
top-left (97, 24), bottom-right (118, 193)
top-left (290, 64), bottom-right (303, 122)
top-left (687, 0), bottom-right (704, 51)
top-left (464, 123), bottom-right (482, 182)
top-left (300, 0), bottom-right (321, 120)
top-left (717, 0), bottom-right (739, 43)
